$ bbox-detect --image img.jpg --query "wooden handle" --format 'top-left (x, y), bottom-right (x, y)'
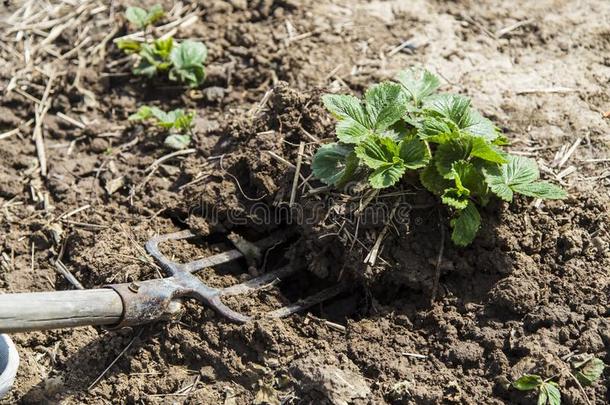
top-left (0, 289), bottom-right (123, 333)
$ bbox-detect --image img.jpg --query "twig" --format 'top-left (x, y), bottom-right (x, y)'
top-left (289, 142), bottom-right (305, 206)
top-left (430, 210), bottom-right (446, 302)
top-left (402, 352), bottom-right (428, 359)
top-left (56, 112), bottom-right (85, 129)
top-left (88, 328), bottom-right (143, 390)
top-left (495, 19), bottom-right (534, 38)
top-left (54, 260), bottom-right (84, 290)
top-left (364, 199), bottom-right (400, 266)
top-left (515, 87), bottom-right (578, 95)
top-left (145, 149), bottom-right (196, 172)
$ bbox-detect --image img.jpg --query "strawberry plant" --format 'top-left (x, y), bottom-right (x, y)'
top-left (116, 7), bottom-right (207, 87)
top-left (512, 374), bottom-right (561, 405)
top-left (125, 4), bottom-right (164, 29)
top-left (129, 105), bottom-right (195, 150)
top-left (312, 67), bottom-right (566, 246)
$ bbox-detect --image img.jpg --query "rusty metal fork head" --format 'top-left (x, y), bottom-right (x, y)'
top-left (107, 230), bottom-right (299, 327)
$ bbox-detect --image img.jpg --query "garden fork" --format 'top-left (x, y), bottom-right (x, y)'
top-left (0, 229), bottom-right (344, 333)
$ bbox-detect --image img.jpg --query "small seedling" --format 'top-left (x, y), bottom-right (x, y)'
top-left (125, 5), bottom-right (164, 29)
top-left (312, 67), bottom-right (566, 246)
top-left (512, 357), bottom-right (605, 405)
top-left (117, 7), bottom-right (207, 87)
top-left (129, 105), bottom-right (195, 150)
top-left (571, 356), bottom-right (606, 386)
top-left (512, 374), bottom-right (561, 405)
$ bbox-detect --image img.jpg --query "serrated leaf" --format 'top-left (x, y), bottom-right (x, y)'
top-left (512, 374), bottom-right (543, 391)
top-left (355, 136), bottom-right (399, 169)
top-left (574, 358), bottom-right (605, 386)
top-left (435, 138), bottom-right (473, 177)
top-left (336, 119), bottom-right (371, 144)
top-left (420, 162), bottom-right (452, 195)
top-left (540, 382), bottom-right (561, 405)
top-left (452, 160), bottom-right (489, 199)
top-left (424, 94), bottom-right (499, 141)
top-left (322, 94), bottom-right (369, 126)
top-left (395, 67), bottom-right (441, 105)
top-left (164, 134), bottom-right (191, 150)
top-left (538, 389), bottom-right (548, 405)
top-left (364, 82), bottom-right (408, 131)
top-left (442, 188), bottom-right (469, 209)
top-left (470, 137), bottom-right (507, 164)
top-left (398, 136), bottom-right (430, 169)
top-left (369, 162), bottom-right (405, 189)
top-left (169, 40), bottom-right (207, 87)
top-left (418, 116), bottom-right (459, 143)
top-left (450, 201), bottom-right (481, 246)
top-left (483, 155), bottom-right (560, 201)
top-left (312, 143), bottom-right (358, 187)
top-left (512, 182), bottom-right (567, 200)
top-left (125, 6), bottom-right (147, 28)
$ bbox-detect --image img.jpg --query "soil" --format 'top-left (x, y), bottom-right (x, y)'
top-left (1, 0), bottom-right (609, 404)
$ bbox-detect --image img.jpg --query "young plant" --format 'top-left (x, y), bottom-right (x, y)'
top-left (571, 356), bottom-right (606, 387)
top-left (129, 105), bottom-right (195, 150)
top-left (312, 67), bottom-right (566, 246)
top-left (125, 4), bottom-right (164, 29)
top-left (512, 374), bottom-right (561, 405)
top-left (116, 7), bottom-right (207, 87)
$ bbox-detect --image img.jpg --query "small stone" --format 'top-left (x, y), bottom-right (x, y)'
top-left (90, 138), bottom-right (108, 153)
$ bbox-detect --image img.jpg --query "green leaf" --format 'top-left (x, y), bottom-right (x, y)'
top-left (312, 143), bottom-right (358, 187)
top-left (452, 160), bottom-right (490, 200)
top-left (435, 138), bottom-right (473, 177)
top-left (512, 182), bottom-right (567, 200)
top-left (513, 374), bottom-right (543, 391)
top-left (484, 154), bottom-right (566, 201)
top-left (355, 136), bottom-right (399, 169)
top-left (424, 94), bottom-right (499, 141)
top-left (539, 382), bottom-right (561, 405)
top-left (470, 137), bottom-right (507, 164)
top-left (336, 118), bottom-right (370, 144)
top-left (144, 4), bottom-right (164, 26)
top-left (442, 188), bottom-right (469, 209)
top-left (450, 201), bottom-right (481, 246)
top-left (574, 358), bottom-right (605, 386)
top-left (169, 40), bottom-right (207, 87)
top-left (398, 136), bottom-right (430, 169)
top-left (125, 6), bottom-right (147, 28)
top-left (364, 82), bottom-right (408, 131)
top-left (129, 105), bottom-right (153, 121)
top-left (116, 39), bottom-right (142, 53)
top-left (133, 38), bottom-right (174, 77)
top-left (419, 162), bottom-right (451, 195)
top-left (164, 134), bottom-right (191, 150)
top-left (418, 116), bottom-right (459, 143)
top-left (126, 5), bottom-right (164, 28)
top-left (395, 67), bottom-right (441, 105)
top-left (322, 94), bottom-right (369, 126)
top-left (129, 106), bottom-right (194, 133)
top-left (369, 162), bottom-right (405, 189)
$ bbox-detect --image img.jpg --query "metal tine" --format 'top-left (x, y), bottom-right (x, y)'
top-left (267, 284), bottom-right (347, 318)
top-left (145, 229), bottom-right (291, 275)
top-left (220, 264), bottom-right (303, 297)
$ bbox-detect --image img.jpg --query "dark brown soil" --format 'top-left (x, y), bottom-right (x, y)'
top-left (1, 0), bottom-right (609, 404)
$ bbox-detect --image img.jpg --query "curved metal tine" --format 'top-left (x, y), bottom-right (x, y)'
top-left (220, 264), bottom-right (301, 297)
top-left (266, 284), bottom-right (347, 318)
top-left (145, 230), bottom-right (195, 275)
top-left (189, 285), bottom-right (250, 323)
top-left (172, 231), bottom-right (290, 274)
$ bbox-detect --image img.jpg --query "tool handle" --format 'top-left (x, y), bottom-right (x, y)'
top-left (0, 289), bottom-right (123, 333)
